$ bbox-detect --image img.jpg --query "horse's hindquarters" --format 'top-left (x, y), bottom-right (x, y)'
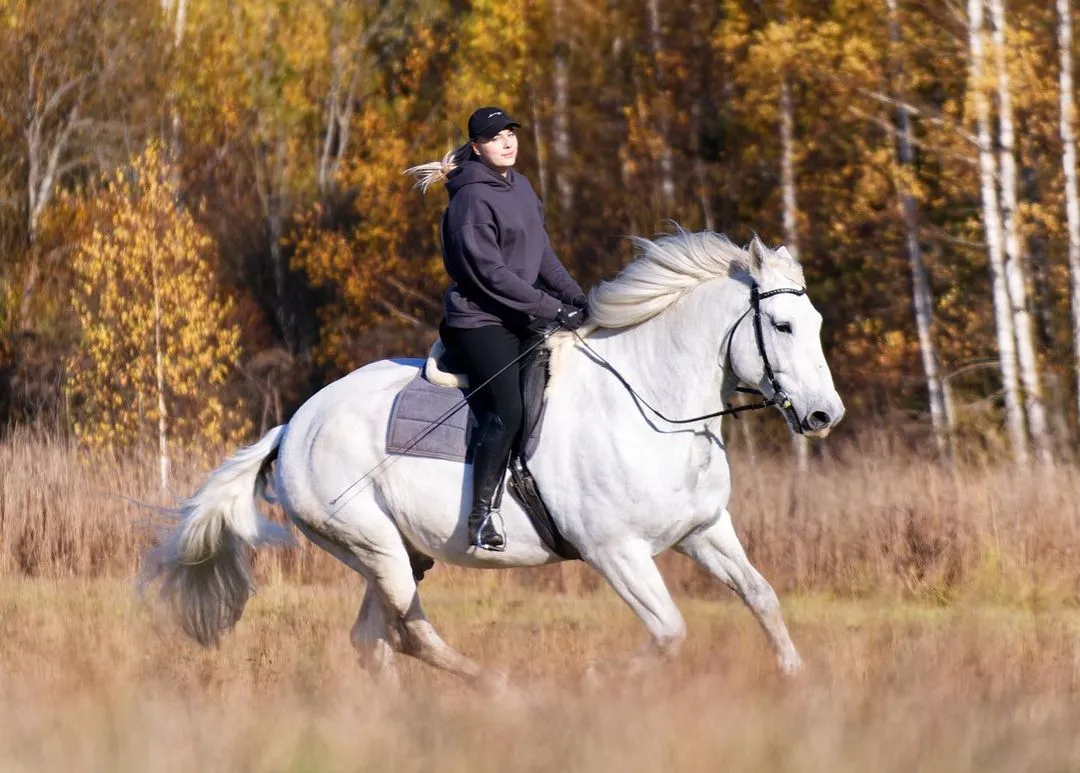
top-left (275, 359), bottom-right (563, 570)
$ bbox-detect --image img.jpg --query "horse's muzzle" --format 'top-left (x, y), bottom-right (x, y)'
top-left (800, 402), bottom-right (844, 439)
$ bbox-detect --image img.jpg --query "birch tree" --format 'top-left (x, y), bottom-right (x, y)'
top-left (1057, 0), bottom-right (1080, 435)
top-left (3, 0), bottom-right (156, 328)
top-left (886, 0), bottom-right (953, 455)
top-left (779, 72), bottom-right (811, 470)
top-left (68, 144), bottom-right (248, 488)
top-left (968, 0), bottom-right (1028, 462)
top-left (162, 0), bottom-right (189, 154)
top-left (989, 0), bottom-right (1051, 462)
top-left (316, 0), bottom-right (392, 199)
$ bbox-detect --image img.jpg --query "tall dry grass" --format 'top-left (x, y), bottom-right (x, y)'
top-left (4, 428), bottom-right (1080, 770)
top-left (2, 580), bottom-right (1080, 772)
top-left (2, 428), bottom-right (1079, 602)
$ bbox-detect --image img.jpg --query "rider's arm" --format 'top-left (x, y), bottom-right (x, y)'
top-left (449, 221), bottom-right (563, 320)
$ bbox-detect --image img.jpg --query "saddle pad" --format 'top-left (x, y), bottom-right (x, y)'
top-left (386, 374), bottom-right (474, 462)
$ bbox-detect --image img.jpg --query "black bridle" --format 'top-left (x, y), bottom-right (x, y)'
top-left (574, 282), bottom-right (808, 428)
top-left (743, 284), bottom-right (806, 429)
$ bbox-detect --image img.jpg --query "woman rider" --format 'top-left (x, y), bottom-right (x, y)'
top-left (406, 106), bottom-right (588, 552)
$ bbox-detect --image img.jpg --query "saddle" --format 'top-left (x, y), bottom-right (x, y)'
top-left (386, 336), bottom-right (580, 560)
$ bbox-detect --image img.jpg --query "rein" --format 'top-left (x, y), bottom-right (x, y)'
top-left (572, 283), bottom-right (807, 427)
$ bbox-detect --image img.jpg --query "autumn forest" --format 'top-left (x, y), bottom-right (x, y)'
top-left (1, 0), bottom-right (1078, 469)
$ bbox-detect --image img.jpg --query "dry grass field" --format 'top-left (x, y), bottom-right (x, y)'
top-left (3, 431), bottom-right (1080, 771)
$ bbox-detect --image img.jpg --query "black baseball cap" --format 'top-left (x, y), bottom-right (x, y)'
top-left (467, 106), bottom-right (521, 140)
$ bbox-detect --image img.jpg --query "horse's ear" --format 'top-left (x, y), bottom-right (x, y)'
top-left (776, 245), bottom-right (794, 262)
top-left (749, 237), bottom-right (769, 271)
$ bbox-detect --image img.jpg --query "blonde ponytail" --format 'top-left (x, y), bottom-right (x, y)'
top-left (404, 142), bottom-right (473, 193)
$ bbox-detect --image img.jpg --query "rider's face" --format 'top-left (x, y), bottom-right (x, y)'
top-left (472, 129), bottom-right (518, 173)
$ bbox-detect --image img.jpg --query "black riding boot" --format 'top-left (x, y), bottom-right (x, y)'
top-left (468, 413), bottom-right (511, 551)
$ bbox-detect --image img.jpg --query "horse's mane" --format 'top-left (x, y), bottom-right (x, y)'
top-left (587, 229), bottom-right (805, 330)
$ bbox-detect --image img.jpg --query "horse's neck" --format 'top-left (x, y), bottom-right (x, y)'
top-left (583, 280), bottom-right (737, 421)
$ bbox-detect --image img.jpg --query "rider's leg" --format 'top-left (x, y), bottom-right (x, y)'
top-left (441, 324), bottom-right (525, 552)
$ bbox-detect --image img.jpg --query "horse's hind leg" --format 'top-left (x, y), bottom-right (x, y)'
top-left (294, 514), bottom-right (497, 687)
top-left (676, 509), bottom-right (802, 675)
top-left (351, 584), bottom-right (403, 687)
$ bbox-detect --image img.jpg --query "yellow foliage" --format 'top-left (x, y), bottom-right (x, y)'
top-left (292, 104), bottom-right (443, 374)
top-left (445, 0), bottom-right (528, 119)
top-left (67, 143), bottom-right (250, 456)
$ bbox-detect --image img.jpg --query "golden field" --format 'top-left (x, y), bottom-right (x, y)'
top-left (2, 430), bottom-right (1080, 771)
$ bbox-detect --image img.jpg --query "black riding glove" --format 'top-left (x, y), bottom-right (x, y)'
top-left (568, 293), bottom-right (588, 311)
top-left (554, 304), bottom-right (588, 331)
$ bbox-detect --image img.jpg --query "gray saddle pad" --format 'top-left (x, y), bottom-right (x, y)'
top-left (386, 366), bottom-right (576, 560)
top-left (386, 374), bottom-right (474, 462)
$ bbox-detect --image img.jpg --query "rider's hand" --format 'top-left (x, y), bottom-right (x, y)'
top-left (568, 293), bottom-right (588, 311)
top-left (555, 304), bottom-right (588, 331)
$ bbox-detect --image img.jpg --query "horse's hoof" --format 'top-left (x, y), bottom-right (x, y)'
top-left (778, 652), bottom-right (804, 677)
top-left (478, 669), bottom-right (510, 695)
top-left (584, 661), bottom-right (604, 691)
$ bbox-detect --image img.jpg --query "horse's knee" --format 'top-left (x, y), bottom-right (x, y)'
top-left (744, 572), bottom-right (781, 614)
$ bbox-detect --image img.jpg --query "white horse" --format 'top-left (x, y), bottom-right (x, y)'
top-left (144, 231), bottom-right (844, 686)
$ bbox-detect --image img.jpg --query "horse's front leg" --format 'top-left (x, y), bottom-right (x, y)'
top-left (587, 538), bottom-right (687, 668)
top-left (676, 510), bottom-right (803, 675)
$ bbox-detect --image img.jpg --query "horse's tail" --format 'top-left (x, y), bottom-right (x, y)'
top-left (141, 425), bottom-right (292, 647)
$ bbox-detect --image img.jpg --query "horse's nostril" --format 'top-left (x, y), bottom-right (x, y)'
top-left (809, 410), bottom-right (831, 429)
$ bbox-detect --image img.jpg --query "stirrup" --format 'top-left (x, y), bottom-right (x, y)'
top-left (471, 509), bottom-right (506, 552)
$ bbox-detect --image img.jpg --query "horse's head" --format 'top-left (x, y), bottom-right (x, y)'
top-left (726, 239), bottom-right (844, 439)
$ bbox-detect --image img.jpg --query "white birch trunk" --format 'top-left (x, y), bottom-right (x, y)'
top-left (969, 0), bottom-right (1028, 462)
top-left (317, 0), bottom-right (364, 199)
top-left (174, 0), bottom-right (188, 48)
top-left (21, 71), bottom-right (87, 325)
top-left (886, 0), bottom-right (953, 455)
top-left (646, 0), bottom-right (675, 210)
top-left (779, 75), bottom-right (809, 471)
top-left (1057, 0), bottom-right (1080, 435)
top-left (317, 0), bottom-right (343, 198)
top-left (780, 79), bottom-right (799, 255)
top-left (551, 0), bottom-right (573, 245)
top-left (990, 0), bottom-right (1051, 463)
top-left (170, 0), bottom-right (187, 180)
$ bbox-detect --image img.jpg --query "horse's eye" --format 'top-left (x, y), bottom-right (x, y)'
top-left (774, 322), bottom-right (792, 334)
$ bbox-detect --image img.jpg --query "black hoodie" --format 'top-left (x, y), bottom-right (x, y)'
top-left (440, 158), bottom-right (583, 329)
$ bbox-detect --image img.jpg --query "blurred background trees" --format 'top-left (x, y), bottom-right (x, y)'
top-left (0, 0), bottom-right (1077, 464)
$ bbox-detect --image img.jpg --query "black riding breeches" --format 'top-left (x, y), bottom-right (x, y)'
top-left (439, 322), bottom-right (527, 442)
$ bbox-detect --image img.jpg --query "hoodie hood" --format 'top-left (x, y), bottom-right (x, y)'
top-left (446, 158), bottom-right (515, 198)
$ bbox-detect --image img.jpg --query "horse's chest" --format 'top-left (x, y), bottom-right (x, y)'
top-left (681, 432), bottom-right (729, 515)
